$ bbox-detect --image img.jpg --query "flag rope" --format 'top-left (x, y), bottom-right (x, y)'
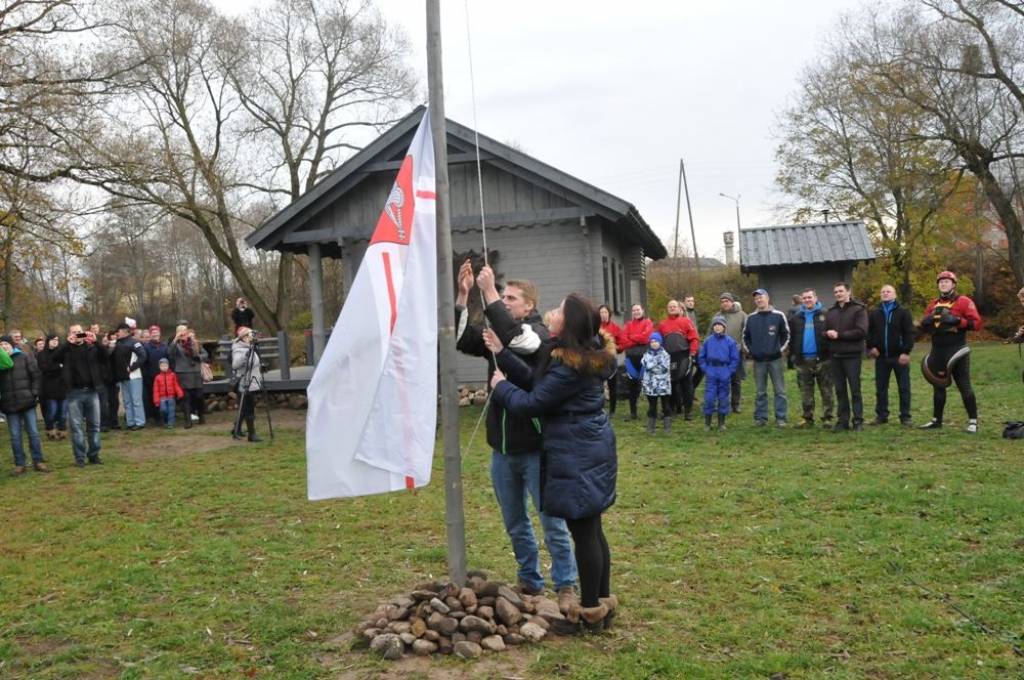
top-left (459, 0), bottom-right (496, 459)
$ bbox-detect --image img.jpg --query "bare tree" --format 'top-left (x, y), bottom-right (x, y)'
top-left (866, 3), bottom-right (1024, 286)
top-left (776, 19), bottom-right (963, 301)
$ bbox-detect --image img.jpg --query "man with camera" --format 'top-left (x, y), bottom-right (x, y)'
top-left (51, 324), bottom-right (106, 466)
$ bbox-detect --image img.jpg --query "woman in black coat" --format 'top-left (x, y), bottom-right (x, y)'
top-left (37, 334), bottom-right (68, 440)
top-left (487, 293), bottom-right (618, 632)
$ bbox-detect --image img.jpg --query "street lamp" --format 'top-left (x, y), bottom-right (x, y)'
top-left (718, 192), bottom-right (741, 231)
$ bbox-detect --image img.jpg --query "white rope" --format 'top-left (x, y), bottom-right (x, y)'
top-left (463, 0), bottom-right (489, 266)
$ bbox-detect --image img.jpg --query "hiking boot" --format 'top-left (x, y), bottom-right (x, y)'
top-left (662, 416), bottom-right (672, 433)
top-left (965, 419), bottom-right (978, 434)
top-left (32, 462), bottom-right (51, 473)
top-left (832, 422), bottom-right (850, 433)
top-left (775, 420), bottom-right (788, 429)
top-left (45, 430), bottom-right (56, 441)
top-left (74, 460), bottom-right (86, 468)
top-left (557, 586), bottom-right (577, 615)
top-left (646, 417), bottom-right (656, 435)
top-left (754, 420), bottom-right (767, 427)
top-left (57, 430), bottom-right (67, 440)
top-left (88, 457), bottom-right (103, 465)
top-left (868, 417), bottom-right (888, 426)
top-left (12, 465), bottom-right (27, 476)
top-left (900, 418), bottom-right (913, 427)
top-left (852, 422), bottom-right (864, 432)
top-left (919, 418), bottom-right (942, 430)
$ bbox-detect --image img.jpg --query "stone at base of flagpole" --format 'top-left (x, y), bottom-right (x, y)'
top-left (353, 571), bottom-right (600, 660)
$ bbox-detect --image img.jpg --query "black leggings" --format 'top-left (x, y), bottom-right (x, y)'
top-left (606, 375), bottom-right (618, 414)
top-left (564, 513), bottom-right (611, 607)
top-left (932, 352), bottom-right (977, 421)
top-left (647, 395), bottom-right (671, 418)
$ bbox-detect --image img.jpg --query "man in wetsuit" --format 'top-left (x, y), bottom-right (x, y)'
top-left (918, 271), bottom-right (982, 433)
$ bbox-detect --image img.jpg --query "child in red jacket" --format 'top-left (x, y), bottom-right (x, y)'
top-left (152, 358), bottom-right (185, 429)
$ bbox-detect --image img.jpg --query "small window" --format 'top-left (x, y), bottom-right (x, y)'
top-left (602, 256), bottom-right (610, 305)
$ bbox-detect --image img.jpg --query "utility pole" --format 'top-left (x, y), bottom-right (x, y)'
top-left (426, 0), bottom-right (466, 586)
top-left (673, 159), bottom-right (683, 293)
top-left (681, 159), bottom-right (700, 275)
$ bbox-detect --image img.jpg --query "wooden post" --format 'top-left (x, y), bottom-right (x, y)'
top-left (308, 242), bottom-right (326, 364)
top-left (427, 0), bottom-right (467, 587)
top-left (277, 331), bottom-right (291, 381)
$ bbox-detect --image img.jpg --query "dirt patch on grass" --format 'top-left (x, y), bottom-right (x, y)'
top-left (328, 644), bottom-right (540, 679)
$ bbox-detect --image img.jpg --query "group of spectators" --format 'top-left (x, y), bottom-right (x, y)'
top-left (601, 270), bottom-right (993, 434)
top-left (0, 320), bottom-right (211, 475)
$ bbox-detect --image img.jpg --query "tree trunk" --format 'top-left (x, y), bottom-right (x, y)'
top-left (973, 160), bottom-right (1024, 287)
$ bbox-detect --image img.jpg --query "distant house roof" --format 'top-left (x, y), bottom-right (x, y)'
top-left (246, 105), bottom-right (666, 259)
top-left (739, 221), bottom-right (875, 270)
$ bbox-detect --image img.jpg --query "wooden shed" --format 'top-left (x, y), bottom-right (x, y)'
top-left (246, 106), bottom-right (666, 383)
top-left (739, 221), bottom-right (876, 305)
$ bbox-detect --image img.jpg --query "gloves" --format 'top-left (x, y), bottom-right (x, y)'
top-left (939, 309), bottom-right (961, 326)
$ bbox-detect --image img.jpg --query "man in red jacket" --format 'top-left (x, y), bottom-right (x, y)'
top-left (919, 271), bottom-right (982, 433)
top-left (657, 300), bottom-right (700, 420)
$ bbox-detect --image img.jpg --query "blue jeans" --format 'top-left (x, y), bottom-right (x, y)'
top-left (490, 451), bottom-right (577, 592)
top-left (67, 388), bottom-right (102, 462)
top-left (43, 398), bottom-right (67, 430)
top-left (159, 398), bottom-right (177, 426)
top-left (753, 358), bottom-right (788, 423)
top-left (5, 408), bottom-right (44, 466)
top-left (119, 378), bottom-right (145, 427)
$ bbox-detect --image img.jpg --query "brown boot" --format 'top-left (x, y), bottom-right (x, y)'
top-left (58, 430), bottom-right (67, 440)
top-left (33, 462), bottom-right (51, 473)
top-left (579, 602), bottom-right (609, 633)
top-left (45, 429), bottom-right (55, 441)
top-left (557, 586), bottom-right (577, 615)
top-left (13, 465), bottom-right (27, 476)
top-left (599, 595), bottom-right (619, 629)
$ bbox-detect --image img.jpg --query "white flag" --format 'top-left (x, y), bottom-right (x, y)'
top-left (306, 111), bottom-right (438, 501)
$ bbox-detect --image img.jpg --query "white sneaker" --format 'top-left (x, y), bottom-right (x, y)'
top-left (965, 419), bottom-right (978, 434)
top-left (190, 414), bottom-right (200, 422)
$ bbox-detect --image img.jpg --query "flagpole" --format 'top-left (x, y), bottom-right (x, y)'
top-left (427, 0), bottom-right (467, 586)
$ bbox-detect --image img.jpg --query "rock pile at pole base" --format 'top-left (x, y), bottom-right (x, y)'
top-left (355, 571), bottom-right (573, 660)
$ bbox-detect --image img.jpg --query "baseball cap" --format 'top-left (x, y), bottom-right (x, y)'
top-left (752, 288), bottom-right (768, 296)
top-left (719, 292), bottom-right (736, 302)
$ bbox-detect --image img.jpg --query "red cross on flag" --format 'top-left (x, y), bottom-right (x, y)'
top-left (306, 111), bottom-right (438, 500)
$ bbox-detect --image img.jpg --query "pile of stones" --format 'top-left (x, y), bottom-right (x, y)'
top-left (355, 571), bottom-right (570, 660)
top-left (457, 386), bottom-right (489, 408)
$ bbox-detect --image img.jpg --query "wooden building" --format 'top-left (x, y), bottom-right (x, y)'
top-left (739, 221), bottom-right (876, 305)
top-left (246, 106), bottom-right (666, 383)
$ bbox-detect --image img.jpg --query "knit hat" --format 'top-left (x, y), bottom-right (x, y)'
top-left (711, 315), bottom-right (727, 331)
top-left (0, 335), bottom-right (12, 345)
top-left (158, 357), bottom-right (169, 366)
top-left (649, 332), bottom-right (663, 345)
top-left (719, 292), bottom-right (736, 302)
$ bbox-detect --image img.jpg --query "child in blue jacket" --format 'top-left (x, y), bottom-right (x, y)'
top-left (698, 316), bottom-right (741, 431)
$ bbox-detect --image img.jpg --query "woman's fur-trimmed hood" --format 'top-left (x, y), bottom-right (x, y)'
top-left (550, 330), bottom-right (617, 378)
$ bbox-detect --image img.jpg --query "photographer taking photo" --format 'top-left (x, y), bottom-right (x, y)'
top-left (231, 326), bottom-right (263, 442)
top-left (51, 324), bottom-right (105, 467)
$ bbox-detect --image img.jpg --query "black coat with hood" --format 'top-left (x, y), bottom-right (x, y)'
top-left (491, 331), bottom-right (618, 520)
top-left (37, 339), bottom-right (67, 400)
top-left (455, 300), bottom-right (549, 455)
top-left (0, 349), bottom-right (41, 413)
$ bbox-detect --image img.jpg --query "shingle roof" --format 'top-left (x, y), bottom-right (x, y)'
top-left (246, 105), bottom-right (666, 259)
top-left (739, 221), bottom-right (875, 269)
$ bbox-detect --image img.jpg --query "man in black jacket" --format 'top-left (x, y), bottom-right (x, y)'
top-left (53, 324), bottom-right (106, 466)
top-left (0, 335), bottom-right (48, 473)
top-left (866, 285), bottom-right (915, 426)
top-left (454, 259), bottom-right (578, 606)
top-left (824, 282), bottom-right (869, 431)
top-left (789, 289), bottom-right (834, 428)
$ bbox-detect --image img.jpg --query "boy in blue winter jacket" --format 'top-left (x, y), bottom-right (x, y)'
top-left (641, 332), bottom-right (672, 434)
top-left (698, 316), bottom-right (741, 431)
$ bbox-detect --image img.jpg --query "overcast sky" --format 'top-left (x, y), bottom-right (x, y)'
top-left (215, 0), bottom-right (866, 261)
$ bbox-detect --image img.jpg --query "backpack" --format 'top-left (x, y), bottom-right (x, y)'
top-left (1002, 422), bottom-right (1024, 439)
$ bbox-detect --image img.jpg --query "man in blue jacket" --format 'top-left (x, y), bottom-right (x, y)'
top-left (789, 288), bottom-right (834, 428)
top-left (742, 289), bottom-right (790, 427)
top-left (867, 284), bottom-right (915, 426)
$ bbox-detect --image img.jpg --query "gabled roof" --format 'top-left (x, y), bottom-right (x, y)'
top-left (739, 221), bottom-right (875, 270)
top-left (246, 105), bottom-right (666, 258)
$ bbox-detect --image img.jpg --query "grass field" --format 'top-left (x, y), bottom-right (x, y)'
top-left (1, 342), bottom-right (1023, 679)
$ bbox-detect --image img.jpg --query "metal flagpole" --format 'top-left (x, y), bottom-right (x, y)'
top-left (427, 0), bottom-right (467, 586)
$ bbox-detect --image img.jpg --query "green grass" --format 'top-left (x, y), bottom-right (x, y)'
top-left (2, 342), bottom-right (1023, 678)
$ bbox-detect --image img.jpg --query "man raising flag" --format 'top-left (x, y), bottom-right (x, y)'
top-left (306, 111), bottom-right (438, 500)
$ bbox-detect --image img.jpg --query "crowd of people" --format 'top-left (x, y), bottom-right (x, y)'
top-left (449, 263), bottom-right (1020, 634)
top-left (0, 319), bottom-right (216, 475)
top-left (600, 271), bottom-right (996, 434)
